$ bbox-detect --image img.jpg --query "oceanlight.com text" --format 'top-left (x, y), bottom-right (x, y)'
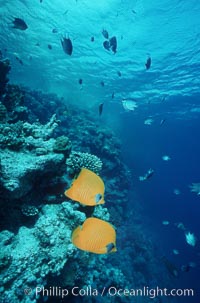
top-left (107, 286), bottom-right (194, 298)
top-left (24, 285), bottom-right (195, 299)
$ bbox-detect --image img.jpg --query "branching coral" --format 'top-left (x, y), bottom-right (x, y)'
top-left (189, 183), bottom-right (200, 195)
top-left (66, 151), bottom-right (102, 175)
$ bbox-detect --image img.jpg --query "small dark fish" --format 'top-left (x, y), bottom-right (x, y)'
top-left (139, 168), bottom-right (154, 181)
top-left (132, 9), bottom-right (136, 14)
top-left (146, 168), bottom-right (154, 179)
top-left (102, 29), bottom-right (109, 39)
top-left (117, 71), bottom-right (121, 77)
top-left (48, 44), bottom-right (52, 50)
top-left (106, 243), bottom-right (115, 253)
top-left (35, 42), bottom-right (40, 47)
top-left (78, 78), bottom-right (83, 85)
top-left (91, 36), bottom-right (94, 42)
top-left (103, 40), bottom-right (110, 51)
top-left (145, 56), bottom-right (151, 70)
top-left (61, 37), bottom-right (73, 56)
top-left (181, 265), bottom-right (190, 272)
top-left (100, 81), bottom-right (104, 87)
top-left (40, 0), bottom-right (43, 3)
top-left (99, 103), bottom-right (104, 116)
top-left (11, 18), bottom-right (28, 30)
top-left (52, 28), bottom-right (58, 34)
top-left (15, 56), bottom-right (23, 65)
top-left (160, 119), bottom-right (166, 126)
top-left (109, 36), bottom-right (117, 53)
top-left (111, 92), bottom-right (115, 99)
top-left (161, 256), bottom-right (179, 278)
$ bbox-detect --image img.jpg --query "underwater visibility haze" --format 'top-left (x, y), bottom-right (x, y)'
top-left (0, 0), bottom-right (200, 303)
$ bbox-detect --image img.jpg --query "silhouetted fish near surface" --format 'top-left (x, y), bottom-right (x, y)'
top-left (102, 29), bottom-right (109, 39)
top-left (145, 56), bottom-right (151, 70)
top-left (91, 36), bottom-right (94, 42)
top-left (117, 71), bottom-right (121, 77)
top-left (63, 10), bottom-right (69, 16)
top-left (112, 92), bottom-right (115, 99)
top-left (11, 18), bottom-right (28, 30)
top-left (99, 103), bottom-right (104, 116)
top-left (109, 36), bottom-right (117, 53)
top-left (15, 56), bottom-right (23, 65)
top-left (48, 44), bottom-right (52, 50)
top-left (100, 81), bottom-right (104, 87)
top-left (161, 95), bottom-right (167, 102)
top-left (52, 28), bottom-right (58, 34)
top-left (78, 78), bottom-right (83, 85)
top-left (61, 36), bottom-right (73, 55)
top-left (103, 40), bottom-right (110, 51)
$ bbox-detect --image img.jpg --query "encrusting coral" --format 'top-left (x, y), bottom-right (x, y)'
top-left (53, 135), bottom-right (72, 158)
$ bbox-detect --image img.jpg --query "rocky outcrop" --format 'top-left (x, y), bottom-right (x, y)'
top-left (0, 150), bottom-right (64, 199)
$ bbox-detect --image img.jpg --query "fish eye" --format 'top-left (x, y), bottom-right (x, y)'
top-left (106, 243), bottom-right (115, 253)
top-left (95, 193), bottom-right (102, 203)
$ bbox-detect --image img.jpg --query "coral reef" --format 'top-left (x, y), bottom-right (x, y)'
top-left (0, 202), bottom-right (133, 303)
top-left (0, 203), bottom-right (85, 302)
top-left (0, 78), bottom-right (166, 303)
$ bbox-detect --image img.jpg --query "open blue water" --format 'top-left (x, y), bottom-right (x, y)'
top-left (119, 99), bottom-right (200, 303)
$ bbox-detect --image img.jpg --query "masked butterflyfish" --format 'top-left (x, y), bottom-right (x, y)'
top-left (64, 168), bottom-right (105, 206)
top-left (71, 217), bottom-right (117, 254)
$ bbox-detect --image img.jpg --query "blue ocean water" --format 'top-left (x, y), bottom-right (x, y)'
top-left (0, 1), bottom-right (200, 303)
top-left (119, 100), bottom-right (200, 303)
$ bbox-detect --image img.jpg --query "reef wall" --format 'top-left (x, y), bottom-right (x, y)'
top-left (0, 58), bottom-right (168, 303)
